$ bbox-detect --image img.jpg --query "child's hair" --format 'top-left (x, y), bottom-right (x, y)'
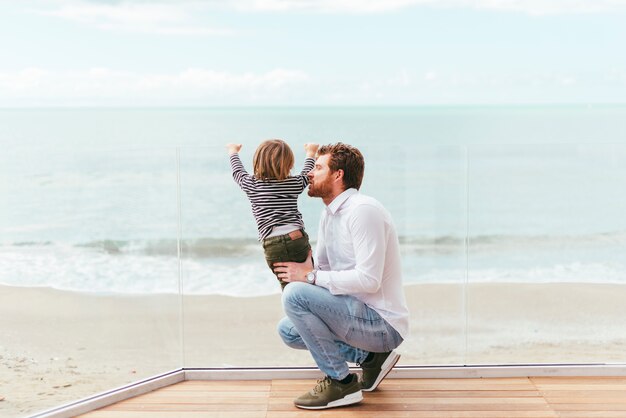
top-left (253, 139), bottom-right (295, 181)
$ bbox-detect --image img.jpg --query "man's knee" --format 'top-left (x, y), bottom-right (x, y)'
top-left (277, 316), bottom-right (301, 348)
top-left (281, 281), bottom-right (309, 311)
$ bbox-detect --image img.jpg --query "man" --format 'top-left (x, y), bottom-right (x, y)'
top-left (273, 142), bottom-right (410, 410)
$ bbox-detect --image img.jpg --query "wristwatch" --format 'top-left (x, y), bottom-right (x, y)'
top-left (305, 269), bottom-right (317, 285)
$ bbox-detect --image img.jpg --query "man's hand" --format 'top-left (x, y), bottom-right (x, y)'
top-left (273, 250), bottom-right (314, 283)
top-left (226, 143), bottom-right (242, 155)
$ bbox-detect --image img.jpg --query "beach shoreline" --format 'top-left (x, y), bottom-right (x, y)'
top-left (2, 282), bottom-right (626, 417)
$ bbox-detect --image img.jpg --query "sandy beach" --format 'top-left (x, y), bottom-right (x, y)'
top-left (2, 282), bottom-right (626, 417)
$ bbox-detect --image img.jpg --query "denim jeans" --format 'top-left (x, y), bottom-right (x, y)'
top-left (277, 282), bottom-right (403, 380)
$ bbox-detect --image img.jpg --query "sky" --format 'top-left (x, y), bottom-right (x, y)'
top-left (1, 0), bottom-right (625, 107)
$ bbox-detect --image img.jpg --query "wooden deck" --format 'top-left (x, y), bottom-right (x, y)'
top-left (77, 377), bottom-right (626, 417)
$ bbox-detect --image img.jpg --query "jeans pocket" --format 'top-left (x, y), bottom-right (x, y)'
top-left (286, 237), bottom-right (311, 262)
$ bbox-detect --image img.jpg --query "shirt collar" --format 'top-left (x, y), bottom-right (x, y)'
top-left (326, 188), bottom-right (358, 215)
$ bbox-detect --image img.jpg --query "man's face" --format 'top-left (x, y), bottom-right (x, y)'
top-left (307, 154), bottom-right (334, 199)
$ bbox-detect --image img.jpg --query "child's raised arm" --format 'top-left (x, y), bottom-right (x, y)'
top-left (304, 143), bottom-right (319, 158)
top-left (227, 143), bottom-right (253, 189)
top-left (226, 143), bottom-right (242, 155)
top-left (298, 143), bottom-right (318, 181)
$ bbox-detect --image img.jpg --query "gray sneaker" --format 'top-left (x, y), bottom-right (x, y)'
top-left (294, 374), bottom-right (363, 410)
top-left (359, 350), bottom-right (400, 392)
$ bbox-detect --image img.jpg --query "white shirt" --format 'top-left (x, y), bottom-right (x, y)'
top-left (314, 188), bottom-right (410, 338)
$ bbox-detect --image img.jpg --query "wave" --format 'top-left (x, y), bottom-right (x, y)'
top-left (412, 263), bottom-right (626, 285)
top-left (401, 231), bottom-right (626, 254)
top-left (75, 238), bottom-right (262, 257)
top-left (5, 230), bottom-right (626, 259)
top-left (1, 237), bottom-right (625, 296)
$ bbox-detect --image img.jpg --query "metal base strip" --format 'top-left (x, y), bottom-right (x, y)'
top-left (30, 369), bottom-right (185, 418)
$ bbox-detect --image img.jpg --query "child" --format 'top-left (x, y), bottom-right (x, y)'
top-left (227, 140), bottom-right (319, 290)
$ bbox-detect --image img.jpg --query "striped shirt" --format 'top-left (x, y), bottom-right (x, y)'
top-left (230, 153), bottom-right (315, 241)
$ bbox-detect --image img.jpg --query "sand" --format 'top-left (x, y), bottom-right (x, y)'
top-left (2, 282), bottom-right (626, 417)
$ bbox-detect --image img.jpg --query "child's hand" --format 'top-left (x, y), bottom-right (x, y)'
top-left (304, 143), bottom-right (319, 158)
top-left (226, 143), bottom-right (242, 155)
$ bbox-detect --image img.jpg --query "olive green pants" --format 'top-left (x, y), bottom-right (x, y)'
top-left (262, 229), bottom-right (311, 291)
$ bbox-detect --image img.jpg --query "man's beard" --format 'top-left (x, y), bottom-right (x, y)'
top-left (308, 176), bottom-right (333, 199)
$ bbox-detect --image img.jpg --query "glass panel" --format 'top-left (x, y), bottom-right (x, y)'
top-left (467, 143), bottom-right (626, 364)
top-left (0, 145), bottom-right (181, 416)
top-left (179, 145), bottom-right (315, 368)
top-left (179, 142), bottom-right (468, 367)
top-left (360, 142), bottom-right (469, 365)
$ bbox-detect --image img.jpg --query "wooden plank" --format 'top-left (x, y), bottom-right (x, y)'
top-left (552, 404), bottom-right (626, 411)
top-left (557, 413), bottom-right (626, 418)
top-left (268, 402), bottom-right (553, 412)
top-left (272, 377), bottom-right (534, 390)
top-left (533, 384), bottom-right (626, 391)
top-left (116, 397), bottom-right (267, 405)
top-left (270, 397), bottom-right (548, 405)
top-left (531, 377), bottom-right (626, 384)
top-left (79, 412), bottom-right (265, 418)
top-left (272, 381), bottom-right (535, 391)
top-left (273, 390), bottom-right (542, 398)
top-left (545, 397), bottom-right (626, 404)
top-left (162, 381), bottom-right (271, 391)
top-left (541, 390), bottom-right (626, 398)
top-left (104, 403), bottom-right (268, 412)
top-left (77, 377), bottom-right (626, 418)
top-left (118, 391), bottom-right (269, 403)
top-left (266, 411), bottom-right (558, 418)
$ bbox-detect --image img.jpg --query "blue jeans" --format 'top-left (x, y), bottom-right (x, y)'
top-left (277, 282), bottom-right (403, 381)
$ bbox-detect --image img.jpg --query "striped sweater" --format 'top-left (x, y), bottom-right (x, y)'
top-left (230, 153), bottom-right (315, 241)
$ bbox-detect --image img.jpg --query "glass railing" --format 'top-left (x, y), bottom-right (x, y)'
top-left (466, 143), bottom-right (626, 364)
top-left (2, 140), bottom-right (626, 417)
top-left (0, 146), bottom-right (182, 417)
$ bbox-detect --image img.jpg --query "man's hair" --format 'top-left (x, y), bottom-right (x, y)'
top-left (253, 139), bottom-right (294, 181)
top-left (317, 142), bottom-right (364, 190)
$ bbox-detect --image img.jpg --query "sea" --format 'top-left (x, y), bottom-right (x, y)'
top-left (1, 106), bottom-right (626, 296)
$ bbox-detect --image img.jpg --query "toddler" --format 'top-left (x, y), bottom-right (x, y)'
top-left (227, 139), bottom-right (319, 290)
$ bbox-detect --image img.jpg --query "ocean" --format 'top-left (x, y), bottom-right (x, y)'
top-left (1, 106), bottom-right (626, 296)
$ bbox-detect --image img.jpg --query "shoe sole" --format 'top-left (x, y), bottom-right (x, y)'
top-left (294, 390), bottom-right (363, 410)
top-left (362, 351), bottom-right (401, 392)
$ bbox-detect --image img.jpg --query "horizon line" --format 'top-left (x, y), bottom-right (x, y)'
top-left (1, 103), bottom-right (626, 110)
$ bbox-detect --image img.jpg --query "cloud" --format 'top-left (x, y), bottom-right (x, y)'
top-left (1, 66), bottom-right (623, 106)
top-left (0, 67), bottom-right (311, 105)
top-left (0, 68), bottom-right (50, 91)
top-left (387, 69), bottom-right (412, 87)
top-left (229, 0), bottom-right (427, 13)
top-left (33, 1), bottom-right (233, 36)
top-left (30, 0), bottom-right (626, 24)
top-left (424, 71), bottom-right (438, 82)
top-left (221, 0), bottom-right (626, 14)
top-left (461, 0), bottom-right (626, 16)
top-left (608, 68), bottom-right (626, 84)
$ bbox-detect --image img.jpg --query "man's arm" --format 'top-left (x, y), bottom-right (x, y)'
top-left (314, 204), bottom-right (386, 294)
top-left (273, 204), bottom-right (387, 294)
top-left (314, 213), bottom-right (331, 272)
